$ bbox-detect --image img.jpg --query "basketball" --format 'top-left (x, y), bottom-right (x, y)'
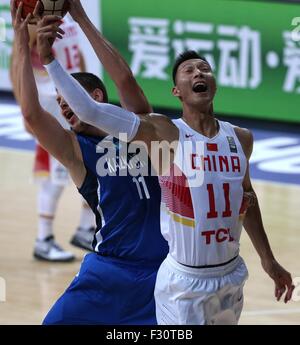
top-left (15, 0), bottom-right (69, 22)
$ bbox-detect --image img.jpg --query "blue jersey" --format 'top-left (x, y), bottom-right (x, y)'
top-left (76, 133), bottom-right (168, 266)
top-left (43, 133), bottom-right (168, 325)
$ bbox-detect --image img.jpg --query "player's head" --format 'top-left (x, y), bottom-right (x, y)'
top-left (56, 72), bottom-right (108, 133)
top-left (172, 50), bottom-right (216, 106)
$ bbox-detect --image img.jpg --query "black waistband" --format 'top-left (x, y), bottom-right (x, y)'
top-left (178, 255), bottom-right (239, 269)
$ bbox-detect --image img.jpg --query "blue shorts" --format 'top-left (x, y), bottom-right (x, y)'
top-left (43, 253), bottom-right (160, 325)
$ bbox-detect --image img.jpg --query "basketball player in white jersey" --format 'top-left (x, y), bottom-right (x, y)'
top-left (10, 13), bottom-right (95, 262)
top-left (39, 14), bottom-right (294, 324)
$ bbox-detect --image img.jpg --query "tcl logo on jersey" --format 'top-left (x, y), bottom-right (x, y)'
top-left (201, 228), bottom-right (234, 244)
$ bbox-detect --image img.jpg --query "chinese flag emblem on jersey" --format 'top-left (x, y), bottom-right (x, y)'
top-left (206, 143), bottom-right (218, 152)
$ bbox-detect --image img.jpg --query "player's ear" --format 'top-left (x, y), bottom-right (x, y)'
top-left (172, 85), bottom-right (181, 98)
top-left (91, 88), bottom-right (104, 103)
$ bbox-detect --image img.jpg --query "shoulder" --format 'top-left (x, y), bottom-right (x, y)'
top-left (138, 112), bottom-right (176, 130)
top-left (233, 126), bottom-right (253, 160)
top-left (140, 113), bottom-right (178, 128)
top-left (136, 113), bottom-right (179, 143)
top-left (141, 112), bottom-right (172, 121)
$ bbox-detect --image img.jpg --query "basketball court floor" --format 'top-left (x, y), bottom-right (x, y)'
top-left (0, 96), bottom-right (299, 325)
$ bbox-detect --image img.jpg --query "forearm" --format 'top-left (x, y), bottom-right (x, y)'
top-left (12, 28), bottom-right (37, 103)
top-left (18, 47), bottom-right (77, 168)
top-left (45, 59), bottom-right (140, 141)
top-left (10, 42), bottom-right (21, 103)
top-left (77, 15), bottom-right (133, 88)
top-left (76, 15), bottom-right (151, 113)
top-left (79, 52), bottom-right (86, 72)
top-left (17, 43), bottom-right (42, 119)
top-left (243, 199), bottom-right (275, 263)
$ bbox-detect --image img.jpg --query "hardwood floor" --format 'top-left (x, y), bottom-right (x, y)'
top-left (0, 149), bottom-right (299, 325)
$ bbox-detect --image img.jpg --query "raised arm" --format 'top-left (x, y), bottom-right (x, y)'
top-left (67, 0), bottom-right (151, 114)
top-left (11, 0), bottom-right (84, 186)
top-left (10, 23), bottom-right (38, 101)
top-left (44, 57), bottom-right (178, 146)
top-left (37, 16), bottom-right (178, 153)
top-left (44, 58), bottom-right (141, 140)
top-left (236, 127), bottom-right (294, 303)
top-left (10, 25), bottom-right (39, 134)
top-left (10, 40), bottom-right (21, 104)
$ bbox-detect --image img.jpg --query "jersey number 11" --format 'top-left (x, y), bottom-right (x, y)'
top-left (132, 177), bottom-right (150, 200)
top-left (207, 183), bottom-right (232, 218)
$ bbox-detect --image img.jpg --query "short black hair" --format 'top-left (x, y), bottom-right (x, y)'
top-left (172, 50), bottom-right (208, 84)
top-left (71, 72), bottom-right (109, 103)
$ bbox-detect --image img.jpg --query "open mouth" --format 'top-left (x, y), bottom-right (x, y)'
top-left (192, 82), bottom-right (208, 93)
top-left (64, 110), bottom-right (74, 120)
top-left (62, 110), bottom-right (77, 126)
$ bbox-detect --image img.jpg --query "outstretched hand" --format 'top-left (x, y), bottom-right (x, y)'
top-left (10, 0), bottom-right (32, 46)
top-left (262, 258), bottom-right (295, 303)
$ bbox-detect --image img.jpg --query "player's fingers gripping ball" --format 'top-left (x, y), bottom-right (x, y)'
top-left (15, 0), bottom-right (69, 24)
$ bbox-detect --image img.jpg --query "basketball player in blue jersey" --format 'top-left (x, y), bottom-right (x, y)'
top-left (40, 3), bottom-right (295, 325)
top-left (11, 1), bottom-right (168, 324)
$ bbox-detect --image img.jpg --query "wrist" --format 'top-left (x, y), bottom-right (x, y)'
top-left (18, 44), bottom-right (30, 55)
top-left (42, 53), bottom-right (55, 65)
top-left (261, 253), bottom-right (276, 266)
top-left (15, 37), bottom-right (30, 53)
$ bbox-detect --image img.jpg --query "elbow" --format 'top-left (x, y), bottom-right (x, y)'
top-left (22, 109), bottom-right (32, 123)
top-left (23, 119), bottom-right (35, 135)
top-left (21, 106), bottom-right (34, 123)
top-left (21, 104), bottom-right (40, 125)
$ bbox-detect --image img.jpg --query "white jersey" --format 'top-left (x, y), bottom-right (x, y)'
top-left (31, 15), bottom-right (81, 97)
top-left (159, 118), bottom-right (247, 267)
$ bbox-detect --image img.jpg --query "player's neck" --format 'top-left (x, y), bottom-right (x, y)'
top-left (181, 104), bottom-right (218, 138)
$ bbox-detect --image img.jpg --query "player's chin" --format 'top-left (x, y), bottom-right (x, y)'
top-left (196, 91), bottom-right (214, 103)
top-left (191, 93), bottom-right (211, 104)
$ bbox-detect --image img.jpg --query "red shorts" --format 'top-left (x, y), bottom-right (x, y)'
top-left (34, 144), bottom-right (50, 178)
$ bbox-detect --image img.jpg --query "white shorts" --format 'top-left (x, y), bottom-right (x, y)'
top-left (154, 254), bottom-right (248, 325)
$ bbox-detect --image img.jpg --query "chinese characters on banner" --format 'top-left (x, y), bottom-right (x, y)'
top-left (129, 17), bottom-right (300, 94)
